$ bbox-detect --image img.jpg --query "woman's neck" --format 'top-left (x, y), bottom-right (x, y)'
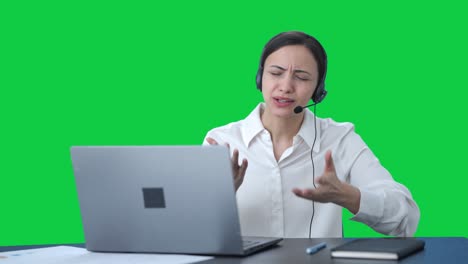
top-left (261, 107), bottom-right (304, 143)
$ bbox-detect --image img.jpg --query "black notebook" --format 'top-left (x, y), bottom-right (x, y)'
top-left (330, 238), bottom-right (425, 260)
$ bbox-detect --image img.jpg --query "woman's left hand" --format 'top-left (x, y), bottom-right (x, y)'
top-left (292, 150), bottom-right (361, 214)
top-left (206, 137), bottom-right (248, 192)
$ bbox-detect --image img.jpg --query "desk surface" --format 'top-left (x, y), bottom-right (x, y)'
top-left (1, 237), bottom-right (467, 264)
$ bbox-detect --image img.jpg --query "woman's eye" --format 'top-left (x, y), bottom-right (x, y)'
top-left (296, 76), bottom-right (309, 81)
top-left (270, 72), bottom-right (281, 76)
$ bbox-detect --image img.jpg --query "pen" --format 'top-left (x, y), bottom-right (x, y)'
top-left (306, 242), bottom-right (327, 255)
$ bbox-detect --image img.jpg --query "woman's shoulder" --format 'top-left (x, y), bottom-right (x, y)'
top-left (205, 119), bottom-right (245, 136)
top-left (319, 116), bottom-right (356, 133)
top-left (317, 117), bottom-right (368, 152)
top-left (204, 104), bottom-right (263, 141)
top-left (202, 118), bottom-right (251, 146)
top-left (316, 116), bottom-right (363, 146)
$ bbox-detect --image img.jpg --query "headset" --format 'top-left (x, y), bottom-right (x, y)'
top-left (255, 33), bottom-right (328, 104)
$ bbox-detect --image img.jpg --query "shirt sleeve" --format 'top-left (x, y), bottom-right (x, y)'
top-left (202, 129), bottom-right (226, 146)
top-left (202, 134), bottom-right (210, 146)
top-left (335, 126), bottom-right (420, 237)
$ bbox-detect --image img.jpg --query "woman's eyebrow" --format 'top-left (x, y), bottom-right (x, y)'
top-left (294, 69), bottom-right (311, 76)
top-left (269, 65), bottom-right (311, 76)
top-left (269, 65), bottom-right (287, 71)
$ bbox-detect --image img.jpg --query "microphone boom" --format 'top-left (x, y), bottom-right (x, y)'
top-left (294, 106), bottom-right (304, 114)
top-left (294, 103), bottom-right (316, 114)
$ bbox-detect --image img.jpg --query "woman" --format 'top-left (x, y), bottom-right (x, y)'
top-left (203, 31), bottom-right (420, 238)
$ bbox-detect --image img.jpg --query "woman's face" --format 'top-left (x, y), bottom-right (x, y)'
top-left (261, 45), bottom-right (319, 118)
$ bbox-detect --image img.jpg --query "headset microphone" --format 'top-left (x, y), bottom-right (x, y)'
top-left (294, 103), bottom-right (317, 114)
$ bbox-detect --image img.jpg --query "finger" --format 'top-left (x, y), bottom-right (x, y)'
top-left (238, 159), bottom-right (248, 177)
top-left (235, 159), bottom-right (248, 187)
top-left (206, 137), bottom-right (218, 145)
top-left (232, 148), bottom-right (239, 166)
top-left (325, 150), bottom-right (336, 172)
top-left (292, 188), bottom-right (318, 200)
top-left (292, 188), bottom-right (303, 196)
top-left (293, 188), bottom-right (307, 197)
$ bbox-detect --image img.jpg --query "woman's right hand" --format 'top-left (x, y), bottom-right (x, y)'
top-left (206, 137), bottom-right (248, 191)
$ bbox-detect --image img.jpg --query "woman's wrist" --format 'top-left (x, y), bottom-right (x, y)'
top-left (337, 183), bottom-right (361, 215)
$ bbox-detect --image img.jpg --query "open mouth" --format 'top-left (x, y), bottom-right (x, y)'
top-left (274, 97), bottom-right (295, 103)
top-left (273, 97), bottom-right (295, 107)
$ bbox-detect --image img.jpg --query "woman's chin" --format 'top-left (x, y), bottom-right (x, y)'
top-left (265, 106), bottom-right (298, 119)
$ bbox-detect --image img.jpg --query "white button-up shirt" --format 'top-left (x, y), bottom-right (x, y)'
top-left (203, 103), bottom-right (420, 238)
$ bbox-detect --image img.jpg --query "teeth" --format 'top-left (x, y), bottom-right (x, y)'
top-left (278, 99), bottom-right (292, 103)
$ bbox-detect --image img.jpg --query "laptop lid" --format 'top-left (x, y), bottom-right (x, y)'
top-left (71, 146), bottom-right (246, 255)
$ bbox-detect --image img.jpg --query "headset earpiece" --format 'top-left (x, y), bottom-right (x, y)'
top-left (312, 81), bottom-right (327, 104)
top-left (256, 67), bottom-right (263, 91)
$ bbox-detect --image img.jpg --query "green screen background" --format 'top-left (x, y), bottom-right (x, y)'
top-left (1, 1), bottom-right (467, 245)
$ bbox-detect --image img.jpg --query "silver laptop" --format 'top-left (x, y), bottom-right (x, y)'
top-left (70, 146), bottom-right (282, 256)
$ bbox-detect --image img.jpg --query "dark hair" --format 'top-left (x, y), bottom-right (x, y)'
top-left (256, 31), bottom-right (328, 103)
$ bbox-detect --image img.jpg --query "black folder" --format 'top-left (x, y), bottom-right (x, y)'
top-left (330, 238), bottom-right (425, 260)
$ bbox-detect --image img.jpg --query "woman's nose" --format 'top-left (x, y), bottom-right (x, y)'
top-left (279, 74), bottom-right (294, 93)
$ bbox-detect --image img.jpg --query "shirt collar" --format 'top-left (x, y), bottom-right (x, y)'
top-left (241, 103), bottom-right (321, 152)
